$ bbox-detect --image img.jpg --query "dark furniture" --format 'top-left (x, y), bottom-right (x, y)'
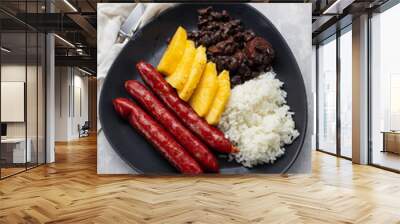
top-left (78, 121), bottom-right (90, 138)
top-left (1, 123), bottom-right (7, 137)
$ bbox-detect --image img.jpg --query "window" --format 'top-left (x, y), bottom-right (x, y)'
top-left (339, 28), bottom-right (352, 158)
top-left (1, 30), bottom-right (28, 178)
top-left (390, 74), bottom-right (400, 130)
top-left (316, 25), bottom-right (353, 159)
top-left (317, 36), bottom-right (337, 154)
top-left (0, 1), bottom-right (47, 179)
top-left (370, 2), bottom-right (400, 171)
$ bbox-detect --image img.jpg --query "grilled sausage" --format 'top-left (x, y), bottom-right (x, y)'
top-left (136, 61), bottom-right (237, 154)
top-left (113, 97), bottom-right (203, 174)
top-left (124, 80), bottom-right (219, 172)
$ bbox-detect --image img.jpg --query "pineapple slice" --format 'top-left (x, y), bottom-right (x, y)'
top-left (178, 46), bottom-right (207, 101)
top-left (189, 62), bottom-right (219, 117)
top-left (206, 70), bottom-right (231, 125)
top-left (166, 40), bottom-right (196, 90)
top-left (157, 26), bottom-right (187, 76)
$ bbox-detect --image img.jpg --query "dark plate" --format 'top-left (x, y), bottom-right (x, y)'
top-left (99, 3), bottom-right (307, 174)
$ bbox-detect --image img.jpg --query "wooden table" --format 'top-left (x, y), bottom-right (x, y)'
top-left (382, 131), bottom-right (400, 154)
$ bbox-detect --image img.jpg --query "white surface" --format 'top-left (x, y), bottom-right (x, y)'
top-left (1, 82), bottom-right (25, 122)
top-left (46, 31), bottom-right (55, 163)
top-left (97, 3), bottom-right (312, 174)
top-left (1, 138), bottom-right (31, 163)
top-left (97, 3), bottom-right (175, 81)
top-left (1, 138), bottom-right (26, 143)
top-left (54, 67), bottom-right (68, 141)
top-left (12, 139), bottom-right (31, 163)
top-left (352, 15), bottom-right (369, 164)
top-left (54, 67), bottom-right (89, 141)
top-left (73, 73), bottom-right (89, 139)
top-left (312, 46), bottom-right (317, 151)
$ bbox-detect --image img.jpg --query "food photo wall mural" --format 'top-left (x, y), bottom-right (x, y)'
top-left (97, 3), bottom-right (313, 174)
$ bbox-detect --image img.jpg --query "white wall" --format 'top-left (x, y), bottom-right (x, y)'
top-left (1, 63), bottom-right (47, 164)
top-left (55, 66), bottom-right (69, 141)
top-left (46, 32), bottom-right (56, 163)
top-left (1, 65), bottom-right (26, 139)
top-left (54, 66), bottom-right (89, 141)
top-left (352, 14), bottom-right (369, 164)
top-left (1, 65), bottom-right (40, 137)
top-left (312, 46), bottom-right (316, 150)
top-left (1, 82), bottom-right (25, 122)
top-left (72, 73), bottom-right (89, 138)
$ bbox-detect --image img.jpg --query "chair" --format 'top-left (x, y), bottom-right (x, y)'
top-left (78, 121), bottom-right (90, 138)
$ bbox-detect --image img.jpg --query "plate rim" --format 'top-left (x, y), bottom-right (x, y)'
top-left (99, 3), bottom-right (308, 174)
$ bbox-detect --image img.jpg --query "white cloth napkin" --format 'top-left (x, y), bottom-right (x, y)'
top-left (97, 3), bottom-right (176, 84)
top-left (97, 3), bottom-right (175, 174)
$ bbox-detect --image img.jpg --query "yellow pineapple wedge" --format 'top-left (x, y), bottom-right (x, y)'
top-left (178, 46), bottom-right (207, 101)
top-left (166, 40), bottom-right (196, 90)
top-left (157, 26), bottom-right (187, 76)
top-left (206, 70), bottom-right (231, 125)
top-left (189, 62), bottom-right (219, 117)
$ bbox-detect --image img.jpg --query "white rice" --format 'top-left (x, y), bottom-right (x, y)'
top-left (218, 71), bottom-right (299, 167)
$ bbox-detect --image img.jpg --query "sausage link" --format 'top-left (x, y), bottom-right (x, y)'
top-left (113, 97), bottom-right (203, 174)
top-left (124, 80), bottom-right (219, 172)
top-left (136, 61), bottom-right (237, 154)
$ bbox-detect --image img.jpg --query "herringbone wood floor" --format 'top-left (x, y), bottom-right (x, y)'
top-left (1, 136), bottom-right (400, 224)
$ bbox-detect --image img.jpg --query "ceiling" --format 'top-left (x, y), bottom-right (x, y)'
top-left (0, 0), bottom-right (395, 73)
top-left (0, 0), bottom-right (98, 73)
top-left (311, 0), bottom-right (390, 43)
top-left (1, 32), bottom-right (45, 64)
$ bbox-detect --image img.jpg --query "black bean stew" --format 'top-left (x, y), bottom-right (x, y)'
top-left (188, 7), bottom-right (275, 87)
